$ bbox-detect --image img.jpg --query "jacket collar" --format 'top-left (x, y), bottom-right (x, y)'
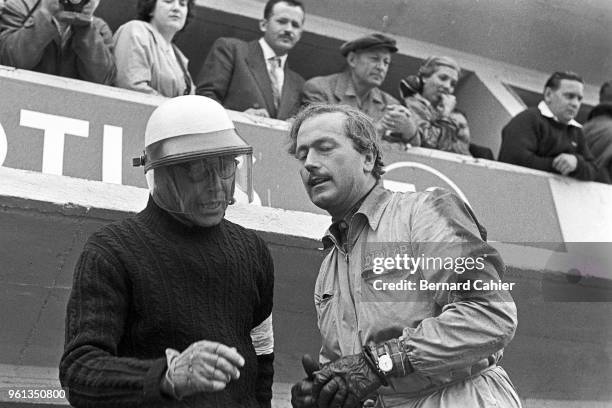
top-left (322, 181), bottom-right (393, 248)
top-left (258, 38), bottom-right (288, 70)
top-left (538, 101), bottom-right (582, 128)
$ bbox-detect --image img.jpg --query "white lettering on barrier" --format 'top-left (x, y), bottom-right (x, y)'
top-left (103, 125), bottom-right (123, 184)
top-left (20, 110), bottom-right (89, 176)
top-left (0, 121), bottom-right (7, 166)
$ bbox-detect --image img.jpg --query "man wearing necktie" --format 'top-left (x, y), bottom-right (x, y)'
top-left (196, 0), bottom-right (305, 120)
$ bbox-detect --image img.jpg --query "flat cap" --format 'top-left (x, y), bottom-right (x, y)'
top-left (340, 33), bottom-right (398, 57)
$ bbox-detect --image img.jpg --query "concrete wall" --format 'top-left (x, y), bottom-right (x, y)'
top-left (2, 67), bottom-right (612, 246)
top-left (454, 73), bottom-right (514, 157)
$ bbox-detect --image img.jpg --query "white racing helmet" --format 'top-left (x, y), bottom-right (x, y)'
top-left (133, 95), bottom-right (253, 226)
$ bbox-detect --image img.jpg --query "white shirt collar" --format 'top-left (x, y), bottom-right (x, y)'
top-left (538, 101), bottom-right (582, 128)
top-left (259, 38), bottom-right (288, 69)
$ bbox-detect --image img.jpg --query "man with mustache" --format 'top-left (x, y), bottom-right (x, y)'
top-left (499, 71), bottom-right (598, 180)
top-left (288, 104), bottom-right (521, 408)
top-left (196, 0), bottom-right (305, 120)
top-left (302, 33), bottom-right (417, 146)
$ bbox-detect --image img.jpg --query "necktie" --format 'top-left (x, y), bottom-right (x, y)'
top-left (268, 56), bottom-right (282, 110)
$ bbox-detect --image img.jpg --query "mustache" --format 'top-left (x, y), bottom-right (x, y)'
top-left (306, 173), bottom-right (331, 186)
top-left (279, 32), bottom-right (295, 40)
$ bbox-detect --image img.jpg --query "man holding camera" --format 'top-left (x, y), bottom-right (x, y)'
top-left (0, 0), bottom-right (115, 84)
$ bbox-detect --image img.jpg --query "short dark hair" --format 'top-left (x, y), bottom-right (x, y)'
top-left (263, 0), bottom-right (305, 20)
top-left (544, 71), bottom-right (584, 92)
top-left (137, 0), bottom-right (196, 32)
top-left (600, 80), bottom-right (612, 103)
top-left (288, 104), bottom-right (385, 179)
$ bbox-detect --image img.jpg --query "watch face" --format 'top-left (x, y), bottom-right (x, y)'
top-left (378, 354), bottom-right (393, 373)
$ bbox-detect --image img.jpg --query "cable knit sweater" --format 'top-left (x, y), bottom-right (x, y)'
top-left (60, 197), bottom-right (274, 408)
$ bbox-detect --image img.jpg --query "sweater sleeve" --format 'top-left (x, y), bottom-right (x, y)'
top-left (252, 236), bottom-right (274, 408)
top-left (59, 243), bottom-right (170, 408)
top-left (499, 110), bottom-right (554, 171)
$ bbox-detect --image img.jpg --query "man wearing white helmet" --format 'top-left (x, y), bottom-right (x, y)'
top-left (60, 95), bottom-right (275, 408)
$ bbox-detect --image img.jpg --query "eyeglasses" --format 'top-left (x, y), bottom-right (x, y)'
top-left (174, 156), bottom-right (238, 181)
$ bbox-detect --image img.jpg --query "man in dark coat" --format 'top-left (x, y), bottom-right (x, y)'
top-left (196, 0), bottom-right (305, 120)
top-left (499, 71), bottom-right (598, 181)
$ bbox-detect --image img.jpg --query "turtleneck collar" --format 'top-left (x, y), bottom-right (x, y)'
top-left (137, 196), bottom-right (223, 237)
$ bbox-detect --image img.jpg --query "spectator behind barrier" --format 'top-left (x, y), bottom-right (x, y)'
top-left (451, 109), bottom-right (494, 160)
top-left (499, 71), bottom-right (599, 181)
top-left (398, 56), bottom-right (471, 156)
top-left (196, 0), bottom-right (305, 120)
top-left (583, 80), bottom-right (612, 183)
top-left (0, 0), bottom-right (115, 84)
top-left (302, 33), bottom-right (418, 147)
top-left (113, 0), bottom-right (195, 97)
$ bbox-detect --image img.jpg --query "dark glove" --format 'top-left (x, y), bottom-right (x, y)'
top-left (291, 354), bottom-right (320, 408)
top-left (312, 353), bottom-right (383, 408)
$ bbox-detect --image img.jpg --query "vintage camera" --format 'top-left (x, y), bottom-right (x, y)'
top-left (58, 0), bottom-right (90, 12)
top-left (56, 0), bottom-right (92, 25)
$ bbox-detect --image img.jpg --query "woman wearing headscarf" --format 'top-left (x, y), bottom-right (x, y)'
top-left (399, 56), bottom-right (471, 156)
top-left (113, 0), bottom-right (195, 97)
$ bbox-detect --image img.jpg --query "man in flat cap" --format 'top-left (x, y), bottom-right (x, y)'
top-left (302, 33), bottom-right (417, 145)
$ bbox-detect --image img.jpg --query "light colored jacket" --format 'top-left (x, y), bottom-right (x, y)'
top-left (315, 184), bottom-right (521, 406)
top-left (404, 93), bottom-right (471, 156)
top-left (302, 70), bottom-right (399, 121)
top-left (113, 20), bottom-right (194, 97)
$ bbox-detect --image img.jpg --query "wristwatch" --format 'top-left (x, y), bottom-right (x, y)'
top-left (377, 353), bottom-right (393, 374)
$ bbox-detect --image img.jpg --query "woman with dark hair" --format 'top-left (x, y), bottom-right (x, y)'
top-left (113, 0), bottom-right (195, 97)
top-left (399, 56), bottom-right (472, 156)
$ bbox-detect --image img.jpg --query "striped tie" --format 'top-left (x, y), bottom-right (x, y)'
top-left (268, 56), bottom-right (282, 110)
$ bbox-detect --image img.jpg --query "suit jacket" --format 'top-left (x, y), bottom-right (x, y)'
top-left (196, 38), bottom-right (304, 120)
top-left (0, 0), bottom-right (115, 84)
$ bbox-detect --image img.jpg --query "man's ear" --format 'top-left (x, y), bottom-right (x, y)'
top-left (543, 87), bottom-right (553, 103)
top-left (259, 19), bottom-right (268, 33)
top-left (363, 150), bottom-right (375, 173)
top-left (346, 51), bottom-right (357, 69)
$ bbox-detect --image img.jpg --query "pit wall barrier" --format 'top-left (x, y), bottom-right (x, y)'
top-left (0, 166), bottom-right (611, 407)
top-left (1, 66), bottom-right (611, 244)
